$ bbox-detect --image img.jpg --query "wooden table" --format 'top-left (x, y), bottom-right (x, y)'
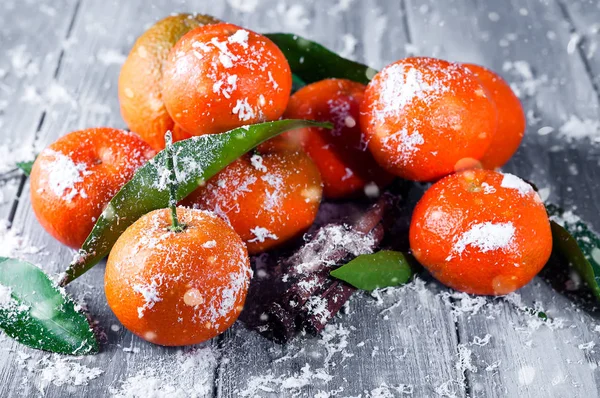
top-left (1, 0), bottom-right (600, 396)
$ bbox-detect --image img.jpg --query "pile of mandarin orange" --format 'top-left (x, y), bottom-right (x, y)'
top-left (29, 14), bottom-right (550, 347)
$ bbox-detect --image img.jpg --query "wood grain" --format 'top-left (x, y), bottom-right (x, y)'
top-left (1, 0), bottom-right (600, 397)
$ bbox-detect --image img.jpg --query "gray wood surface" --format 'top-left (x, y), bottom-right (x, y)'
top-left (1, 0), bottom-right (600, 397)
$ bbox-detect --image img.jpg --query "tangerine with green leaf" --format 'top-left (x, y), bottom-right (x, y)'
top-left (105, 133), bottom-right (251, 346)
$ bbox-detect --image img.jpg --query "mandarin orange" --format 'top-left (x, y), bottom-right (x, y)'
top-left (409, 169), bottom-right (552, 295)
top-left (118, 14), bottom-right (219, 150)
top-left (360, 57), bottom-right (498, 182)
top-left (30, 128), bottom-right (154, 249)
top-left (162, 23), bottom-right (292, 136)
top-left (105, 207), bottom-right (251, 346)
top-left (182, 146), bottom-right (322, 254)
top-left (464, 63), bottom-right (526, 170)
top-left (283, 78), bottom-right (394, 199)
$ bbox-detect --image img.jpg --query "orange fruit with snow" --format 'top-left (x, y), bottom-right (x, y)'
top-left (181, 144), bottom-right (322, 254)
top-left (118, 13), bottom-right (219, 150)
top-left (30, 128), bottom-right (154, 249)
top-left (464, 63), bottom-right (526, 170)
top-left (360, 57), bottom-right (498, 182)
top-left (161, 22), bottom-right (292, 136)
top-left (105, 207), bottom-right (251, 346)
top-left (283, 78), bottom-right (394, 199)
top-left (409, 169), bottom-right (552, 295)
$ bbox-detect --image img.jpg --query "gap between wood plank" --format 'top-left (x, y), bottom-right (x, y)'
top-left (6, 111), bottom-right (46, 224)
top-left (53, 0), bottom-right (82, 79)
top-left (399, 0), bottom-right (414, 46)
top-left (555, 0), bottom-right (600, 109)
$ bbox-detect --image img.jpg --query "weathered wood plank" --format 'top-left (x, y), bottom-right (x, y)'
top-left (404, 0), bottom-right (600, 396)
top-left (218, 280), bottom-right (465, 397)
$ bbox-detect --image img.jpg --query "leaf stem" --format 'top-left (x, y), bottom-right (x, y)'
top-left (164, 131), bottom-right (185, 232)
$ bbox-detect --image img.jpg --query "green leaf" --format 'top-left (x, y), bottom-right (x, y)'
top-left (16, 160), bottom-right (34, 176)
top-left (547, 204), bottom-right (600, 299)
top-left (266, 33), bottom-right (376, 85)
top-left (0, 257), bottom-right (98, 355)
top-left (291, 73), bottom-right (307, 93)
top-left (61, 119), bottom-right (331, 286)
top-left (331, 250), bottom-right (416, 291)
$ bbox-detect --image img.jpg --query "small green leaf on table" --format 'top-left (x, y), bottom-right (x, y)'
top-left (61, 119), bottom-right (331, 286)
top-left (266, 33), bottom-right (376, 85)
top-left (547, 204), bottom-right (600, 299)
top-left (0, 257), bottom-right (98, 355)
top-left (331, 250), bottom-right (416, 291)
top-left (16, 160), bottom-right (35, 176)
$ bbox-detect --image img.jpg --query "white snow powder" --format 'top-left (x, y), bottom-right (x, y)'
top-left (226, 0), bottom-right (259, 12)
top-left (38, 355), bottom-right (103, 394)
top-left (0, 219), bottom-right (40, 258)
top-left (500, 173), bottom-right (534, 196)
top-left (381, 128), bottom-right (424, 165)
top-left (110, 346), bottom-right (217, 398)
top-left (451, 222), bottom-right (515, 257)
top-left (0, 284), bottom-right (13, 307)
top-left (96, 48), bottom-right (126, 65)
top-left (232, 98), bottom-right (255, 121)
top-left (41, 149), bottom-right (90, 202)
top-left (558, 115), bottom-right (600, 143)
top-left (132, 277), bottom-right (163, 318)
top-left (228, 30), bottom-right (249, 48)
top-left (376, 64), bottom-right (442, 121)
top-left (248, 226), bottom-right (279, 243)
top-left (202, 240), bottom-right (217, 249)
top-left (250, 154), bottom-right (267, 172)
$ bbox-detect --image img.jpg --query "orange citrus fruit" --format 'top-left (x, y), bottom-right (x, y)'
top-left (105, 207), bottom-right (251, 346)
top-left (283, 78), bottom-right (394, 199)
top-left (360, 57), bottom-right (498, 182)
top-left (464, 63), bottom-right (526, 170)
top-left (118, 14), bottom-right (219, 150)
top-left (30, 128), bottom-right (154, 249)
top-left (409, 169), bottom-right (552, 295)
top-left (182, 145), bottom-right (322, 254)
top-left (162, 22), bottom-right (292, 136)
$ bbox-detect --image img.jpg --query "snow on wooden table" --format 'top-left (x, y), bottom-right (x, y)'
top-left (1, 0), bottom-right (600, 397)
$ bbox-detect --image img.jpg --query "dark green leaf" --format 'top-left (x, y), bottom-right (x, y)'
top-left (61, 119), bottom-right (331, 285)
top-left (0, 257), bottom-right (98, 354)
top-left (291, 73), bottom-right (306, 93)
top-left (331, 250), bottom-right (416, 291)
top-left (266, 33), bottom-right (376, 85)
top-left (547, 204), bottom-right (600, 299)
top-left (16, 160), bottom-right (34, 176)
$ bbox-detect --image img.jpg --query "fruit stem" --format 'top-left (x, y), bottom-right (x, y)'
top-left (164, 131), bottom-right (185, 232)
